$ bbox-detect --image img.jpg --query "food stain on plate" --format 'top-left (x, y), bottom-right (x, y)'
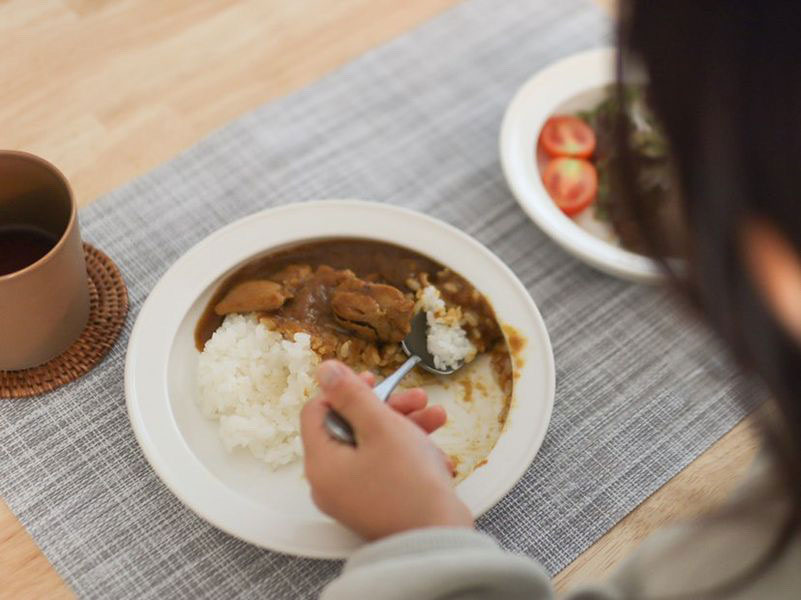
top-left (400, 347), bottom-right (511, 482)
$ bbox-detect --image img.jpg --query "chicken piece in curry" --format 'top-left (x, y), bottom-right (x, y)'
top-left (195, 239), bottom-right (510, 379)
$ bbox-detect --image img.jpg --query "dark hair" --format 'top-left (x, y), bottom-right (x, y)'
top-left (616, 0), bottom-right (801, 595)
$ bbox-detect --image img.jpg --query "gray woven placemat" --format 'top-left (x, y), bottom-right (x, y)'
top-left (0, 0), bottom-right (755, 598)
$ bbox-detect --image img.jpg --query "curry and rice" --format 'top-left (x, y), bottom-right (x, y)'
top-left (195, 239), bottom-right (515, 481)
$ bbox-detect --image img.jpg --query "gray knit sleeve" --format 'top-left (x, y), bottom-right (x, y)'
top-left (321, 527), bottom-right (554, 600)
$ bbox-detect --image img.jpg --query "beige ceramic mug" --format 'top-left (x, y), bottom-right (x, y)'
top-left (0, 151), bottom-right (90, 370)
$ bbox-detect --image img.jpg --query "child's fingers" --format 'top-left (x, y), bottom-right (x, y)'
top-left (316, 361), bottom-right (390, 441)
top-left (300, 396), bottom-right (341, 460)
top-left (358, 371), bottom-right (377, 387)
top-left (387, 388), bottom-right (427, 414)
top-left (406, 404), bottom-right (447, 434)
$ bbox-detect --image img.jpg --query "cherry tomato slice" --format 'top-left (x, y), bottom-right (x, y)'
top-left (539, 115), bottom-right (596, 158)
top-left (542, 157), bottom-right (598, 216)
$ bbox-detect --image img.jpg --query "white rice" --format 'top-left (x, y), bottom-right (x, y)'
top-left (197, 286), bottom-right (476, 466)
top-left (196, 313), bottom-right (319, 468)
top-left (417, 286), bottom-right (477, 371)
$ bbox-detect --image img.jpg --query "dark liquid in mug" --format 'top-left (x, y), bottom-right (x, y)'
top-left (0, 226), bottom-right (59, 276)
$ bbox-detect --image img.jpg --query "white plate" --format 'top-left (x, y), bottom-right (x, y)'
top-left (125, 200), bottom-right (555, 558)
top-left (500, 47), bottom-right (662, 282)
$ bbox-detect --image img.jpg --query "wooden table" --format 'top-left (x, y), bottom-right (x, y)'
top-left (0, 1), bottom-right (759, 598)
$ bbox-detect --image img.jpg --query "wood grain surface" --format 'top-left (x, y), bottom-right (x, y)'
top-left (0, 0), bottom-right (758, 598)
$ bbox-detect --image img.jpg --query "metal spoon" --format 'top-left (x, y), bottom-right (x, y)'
top-left (324, 312), bottom-right (462, 445)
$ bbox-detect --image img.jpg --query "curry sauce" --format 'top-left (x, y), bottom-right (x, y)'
top-left (195, 239), bottom-right (510, 377)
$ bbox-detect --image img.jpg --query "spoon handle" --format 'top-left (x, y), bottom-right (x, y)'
top-left (323, 411), bottom-right (356, 446)
top-left (373, 355), bottom-right (422, 403)
top-left (324, 355), bottom-right (422, 446)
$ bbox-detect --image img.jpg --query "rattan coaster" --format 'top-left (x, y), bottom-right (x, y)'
top-left (0, 244), bottom-right (129, 398)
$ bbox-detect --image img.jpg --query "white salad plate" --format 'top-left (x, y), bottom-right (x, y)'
top-left (125, 200), bottom-right (555, 558)
top-left (500, 46), bottom-right (662, 283)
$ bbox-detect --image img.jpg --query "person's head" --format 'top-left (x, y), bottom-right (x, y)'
top-left (617, 0), bottom-right (801, 586)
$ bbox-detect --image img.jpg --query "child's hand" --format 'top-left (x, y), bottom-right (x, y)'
top-left (300, 360), bottom-right (473, 541)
